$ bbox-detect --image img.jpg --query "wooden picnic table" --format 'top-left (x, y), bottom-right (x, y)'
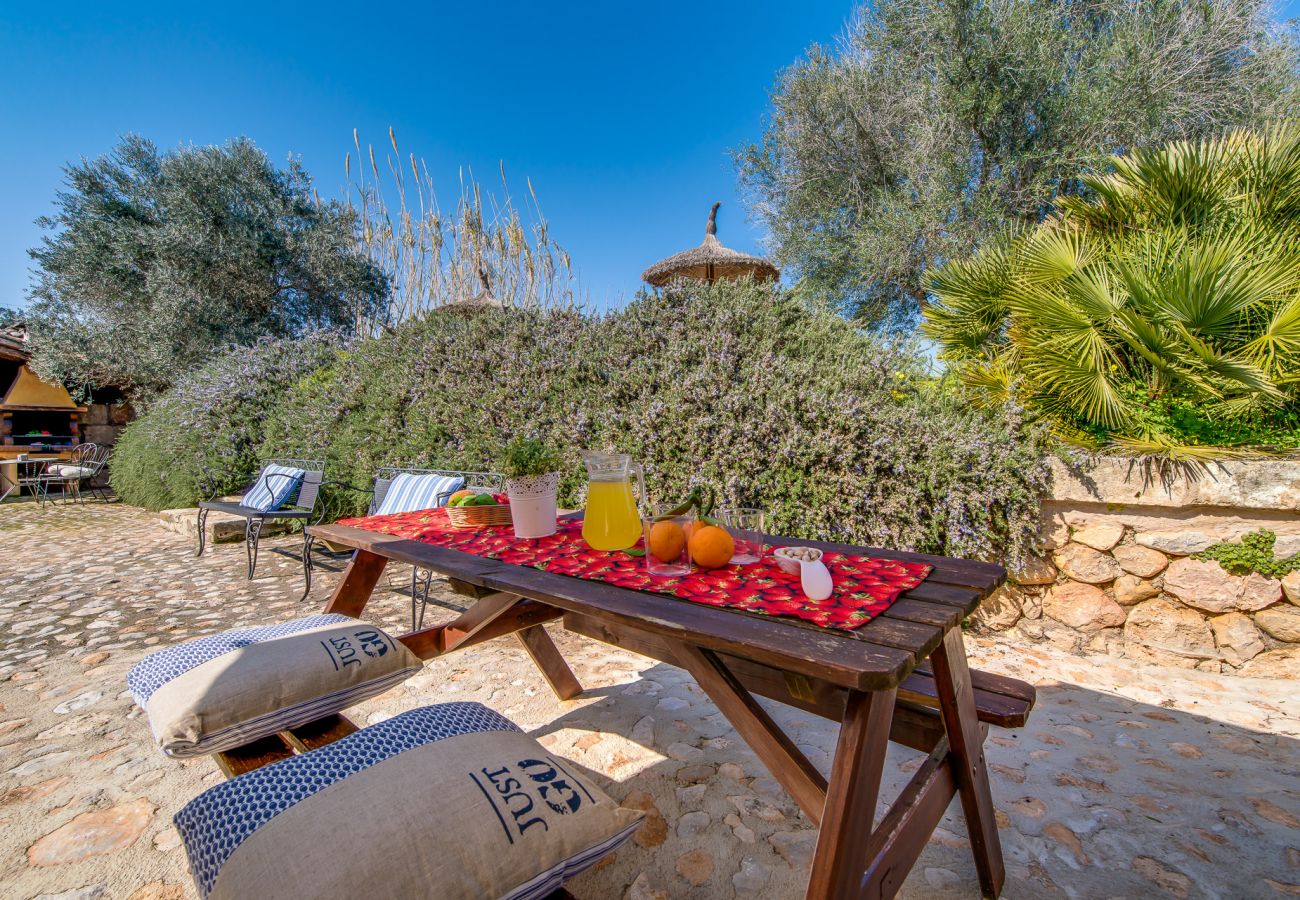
top-left (308, 518), bottom-right (1016, 899)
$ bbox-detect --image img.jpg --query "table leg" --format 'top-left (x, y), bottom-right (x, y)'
top-left (514, 625), bottom-right (583, 700)
top-left (931, 628), bottom-right (1005, 898)
top-left (323, 549), bottom-right (389, 617)
top-left (806, 687), bottom-right (897, 900)
top-left (673, 642), bottom-right (829, 825)
top-left (386, 589), bottom-right (582, 702)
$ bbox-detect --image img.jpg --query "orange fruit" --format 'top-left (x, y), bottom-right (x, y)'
top-left (688, 525), bottom-right (735, 569)
top-left (448, 489), bottom-right (477, 505)
top-left (647, 520), bottom-right (687, 561)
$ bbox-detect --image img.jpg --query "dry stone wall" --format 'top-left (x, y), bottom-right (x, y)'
top-left (83, 401), bottom-right (134, 486)
top-left (973, 457), bottom-right (1300, 679)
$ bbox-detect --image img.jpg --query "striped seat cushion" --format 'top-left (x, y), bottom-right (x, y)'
top-left (241, 464), bottom-right (305, 512)
top-left (127, 614), bottom-right (421, 758)
top-left (374, 472), bottom-right (464, 515)
top-left (176, 703), bottom-right (643, 900)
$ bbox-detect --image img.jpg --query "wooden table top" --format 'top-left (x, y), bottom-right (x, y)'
top-left (309, 522), bottom-right (1005, 692)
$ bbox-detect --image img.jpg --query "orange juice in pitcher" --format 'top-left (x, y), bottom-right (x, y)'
top-left (580, 451), bottom-right (645, 551)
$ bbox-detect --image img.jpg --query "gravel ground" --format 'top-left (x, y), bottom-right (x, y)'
top-left (0, 500), bottom-right (1297, 899)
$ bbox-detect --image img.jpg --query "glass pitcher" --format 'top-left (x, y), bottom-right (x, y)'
top-left (580, 450), bottom-right (646, 551)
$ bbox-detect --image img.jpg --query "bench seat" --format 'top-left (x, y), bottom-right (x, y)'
top-left (214, 714), bottom-right (359, 778)
top-left (898, 662), bottom-right (1036, 729)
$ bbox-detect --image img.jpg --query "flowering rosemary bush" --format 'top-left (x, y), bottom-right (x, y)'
top-left (109, 333), bottom-right (345, 510)
top-left (113, 281), bottom-right (1051, 563)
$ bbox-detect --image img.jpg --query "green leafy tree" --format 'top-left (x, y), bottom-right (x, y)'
top-left (924, 125), bottom-right (1300, 459)
top-left (24, 135), bottom-right (387, 399)
top-left (738, 0), bottom-right (1299, 328)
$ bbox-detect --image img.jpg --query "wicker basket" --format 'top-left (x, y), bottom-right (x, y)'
top-left (445, 503), bottom-right (513, 530)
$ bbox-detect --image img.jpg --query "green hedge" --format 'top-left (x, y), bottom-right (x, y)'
top-left (109, 333), bottom-right (344, 510)
top-left (113, 282), bottom-right (1051, 563)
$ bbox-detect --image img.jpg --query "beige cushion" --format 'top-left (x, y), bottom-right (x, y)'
top-left (128, 614), bottom-right (421, 757)
top-left (176, 703), bottom-right (643, 900)
top-left (48, 464), bottom-right (94, 477)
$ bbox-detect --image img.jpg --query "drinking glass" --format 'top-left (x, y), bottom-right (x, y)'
top-left (643, 507), bottom-right (694, 577)
top-left (719, 507), bottom-right (765, 565)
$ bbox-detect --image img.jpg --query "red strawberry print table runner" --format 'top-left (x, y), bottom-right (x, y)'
top-left (337, 510), bottom-right (931, 632)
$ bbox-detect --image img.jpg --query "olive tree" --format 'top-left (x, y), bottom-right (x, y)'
top-left (24, 135), bottom-right (387, 399)
top-left (738, 0), bottom-right (1300, 329)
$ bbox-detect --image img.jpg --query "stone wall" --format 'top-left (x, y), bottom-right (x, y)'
top-left (974, 457), bottom-right (1299, 679)
top-left (81, 401), bottom-right (133, 485)
top-left (81, 401), bottom-right (133, 449)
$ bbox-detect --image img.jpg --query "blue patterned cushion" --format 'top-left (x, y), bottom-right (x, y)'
top-left (128, 614), bottom-right (350, 707)
top-left (242, 464), bottom-right (305, 512)
top-left (175, 703), bottom-right (644, 900)
top-left (375, 472), bottom-right (464, 516)
top-left (127, 615), bottom-right (422, 757)
top-left (177, 703), bottom-right (519, 896)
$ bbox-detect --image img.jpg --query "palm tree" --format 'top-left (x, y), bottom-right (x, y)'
top-left (924, 124), bottom-right (1300, 459)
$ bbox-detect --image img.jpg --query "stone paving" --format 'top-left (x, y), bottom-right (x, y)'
top-left (0, 501), bottom-right (1298, 899)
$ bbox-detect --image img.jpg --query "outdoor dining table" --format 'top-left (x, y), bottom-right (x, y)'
top-left (308, 515), bottom-right (1012, 899)
top-left (0, 456), bottom-right (54, 503)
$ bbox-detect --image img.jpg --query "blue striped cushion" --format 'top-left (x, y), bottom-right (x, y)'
top-left (374, 472), bottom-right (464, 516)
top-left (127, 615), bottom-right (422, 758)
top-left (242, 464), bottom-right (305, 512)
top-left (175, 703), bottom-right (644, 900)
top-left (127, 614), bottom-right (351, 707)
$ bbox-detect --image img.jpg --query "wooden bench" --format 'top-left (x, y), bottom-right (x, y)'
top-left (214, 666), bottom-right (1034, 780)
top-left (214, 670), bottom-right (1030, 900)
top-left (214, 714), bottom-right (361, 778)
top-left (900, 662), bottom-right (1035, 729)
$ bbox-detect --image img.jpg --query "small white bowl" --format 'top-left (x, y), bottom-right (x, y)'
top-left (773, 546), bottom-right (823, 575)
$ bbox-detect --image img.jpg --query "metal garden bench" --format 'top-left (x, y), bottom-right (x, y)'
top-left (195, 457), bottom-right (326, 597)
top-left (323, 466), bottom-right (504, 628)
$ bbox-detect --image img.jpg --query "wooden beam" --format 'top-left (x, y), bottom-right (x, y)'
top-left (862, 736), bottom-right (958, 898)
top-left (931, 628), bottom-right (1005, 898)
top-left (437, 592), bottom-right (526, 653)
top-left (806, 688), bottom-right (897, 900)
top-left (323, 549), bottom-right (388, 617)
top-left (514, 625), bottom-right (583, 700)
top-left (672, 642), bottom-right (830, 826)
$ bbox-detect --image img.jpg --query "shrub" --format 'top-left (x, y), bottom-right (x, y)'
top-left (924, 125), bottom-right (1300, 459)
top-left (109, 332), bottom-right (345, 510)
top-left (115, 281), bottom-right (1052, 563)
top-left (1194, 530), bottom-right (1299, 579)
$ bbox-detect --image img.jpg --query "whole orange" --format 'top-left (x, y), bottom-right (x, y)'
top-left (683, 519), bottom-right (711, 542)
top-left (647, 520), bottom-right (687, 561)
top-left (688, 525), bottom-right (735, 569)
top-left (448, 489), bottom-right (477, 505)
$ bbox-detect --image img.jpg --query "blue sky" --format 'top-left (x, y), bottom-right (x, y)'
top-left (0, 1), bottom-right (854, 311)
top-left (2, 2), bottom-right (1297, 312)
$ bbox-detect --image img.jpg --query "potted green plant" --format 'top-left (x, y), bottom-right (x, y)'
top-left (501, 437), bottom-right (563, 539)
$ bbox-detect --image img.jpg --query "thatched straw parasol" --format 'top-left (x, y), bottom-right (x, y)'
top-left (641, 202), bottom-right (779, 287)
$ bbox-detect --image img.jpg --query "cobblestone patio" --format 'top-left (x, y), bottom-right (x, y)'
top-left (1, 501), bottom-right (1297, 899)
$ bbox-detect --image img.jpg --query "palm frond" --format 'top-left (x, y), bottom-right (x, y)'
top-left (924, 124), bottom-right (1300, 459)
